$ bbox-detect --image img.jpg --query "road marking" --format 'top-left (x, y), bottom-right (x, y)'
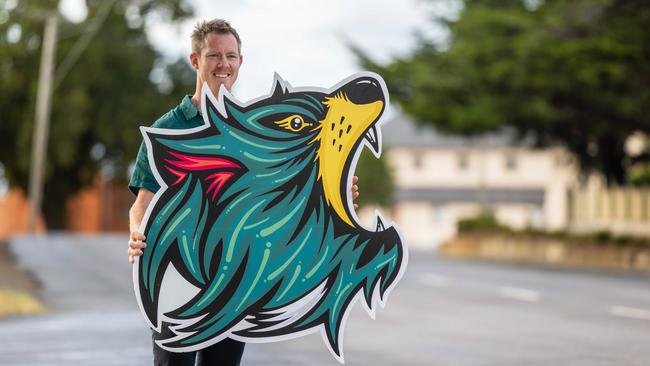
top-left (418, 273), bottom-right (451, 288)
top-left (610, 306), bottom-right (650, 321)
top-left (499, 286), bottom-right (541, 302)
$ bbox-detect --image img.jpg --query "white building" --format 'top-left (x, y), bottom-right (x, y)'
top-left (362, 115), bottom-right (578, 250)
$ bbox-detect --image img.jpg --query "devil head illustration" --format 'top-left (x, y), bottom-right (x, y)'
top-left (134, 72), bottom-right (407, 363)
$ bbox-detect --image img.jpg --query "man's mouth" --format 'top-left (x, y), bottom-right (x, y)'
top-left (212, 72), bottom-right (231, 79)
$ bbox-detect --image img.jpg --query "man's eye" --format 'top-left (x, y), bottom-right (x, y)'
top-left (274, 115), bottom-right (312, 132)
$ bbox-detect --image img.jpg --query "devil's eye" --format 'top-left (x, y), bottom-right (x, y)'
top-left (274, 114), bottom-right (312, 133)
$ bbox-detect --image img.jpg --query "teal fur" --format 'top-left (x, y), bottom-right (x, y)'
top-left (138, 82), bottom-right (404, 357)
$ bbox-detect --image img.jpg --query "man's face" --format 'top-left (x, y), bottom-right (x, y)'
top-left (191, 32), bottom-right (242, 95)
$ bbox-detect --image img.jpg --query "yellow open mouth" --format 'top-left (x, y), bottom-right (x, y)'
top-left (316, 92), bottom-right (384, 227)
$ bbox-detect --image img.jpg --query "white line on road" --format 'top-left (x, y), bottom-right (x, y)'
top-left (499, 286), bottom-right (541, 302)
top-left (418, 273), bottom-right (451, 288)
top-left (610, 306), bottom-right (650, 321)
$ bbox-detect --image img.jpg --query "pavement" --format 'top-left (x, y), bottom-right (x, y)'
top-left (1, 233), bottom-right (649, 365)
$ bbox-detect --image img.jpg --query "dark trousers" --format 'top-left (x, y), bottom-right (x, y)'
top-left (152, 329), bottom-right (245, 366)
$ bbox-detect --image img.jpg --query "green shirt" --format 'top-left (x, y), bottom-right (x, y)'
top-left (128, 95), bottom-right (204, 195)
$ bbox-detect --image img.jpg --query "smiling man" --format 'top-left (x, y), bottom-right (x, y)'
top-left (127, 19), bottom-right (359, 366)
top-left (128, 19), bottom-right (247, 366)
top-left (189, 25), bottom-right (242, 109)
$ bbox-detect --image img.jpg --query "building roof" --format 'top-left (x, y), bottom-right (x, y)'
top-left (381, 113), bottom-right (535, 149)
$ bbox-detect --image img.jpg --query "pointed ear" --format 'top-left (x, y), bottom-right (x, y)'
top-left (270, 72), bottom-right (289, 99)
top-left (214, 83), bottom-right (245, 116)
top-left (203, 89), bottom-right (228, 130)
top-left (222, 94), bottom-right (245, 116)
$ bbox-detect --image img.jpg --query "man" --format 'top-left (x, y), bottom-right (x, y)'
top-left (127, 19), bottom-right (359, 366)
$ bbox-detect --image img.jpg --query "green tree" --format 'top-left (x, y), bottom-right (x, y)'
top-left (0, 0), bottom-right (195, 228)
top-left (355, 148), bottom-right (395, 207)
top-left (355, 0), bottom-right (650, 184)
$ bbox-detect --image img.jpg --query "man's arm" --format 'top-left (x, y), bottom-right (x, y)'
top-left (128, 188), bottom-right (154, 264)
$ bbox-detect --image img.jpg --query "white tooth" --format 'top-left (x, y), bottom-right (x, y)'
top-left (365, 126), bottom-right (376, 144)
top-left (374, 212), bottom-right (386, 232)
top-left (364, 125), bottom-right (382, 158)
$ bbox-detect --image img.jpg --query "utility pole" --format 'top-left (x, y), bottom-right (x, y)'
top-left (28, 12), bottom-right (58, 232)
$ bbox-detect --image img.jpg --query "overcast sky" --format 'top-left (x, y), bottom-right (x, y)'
top-left (60, 0), bottom-right (452, 103)
top-left (1, 1), bottom-right (454, 195)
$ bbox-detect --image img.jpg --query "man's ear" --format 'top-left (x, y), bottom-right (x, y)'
top-left (239, 54), bottom-right (244, 67)
top-left (189, 52), bottom-right (199, 70)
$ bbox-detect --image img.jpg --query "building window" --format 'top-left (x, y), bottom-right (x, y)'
top-left (505, 153), bottom-right (517, 171)
top-left (457, 152), bottom-right (469, 170)
top-left (432, 205), bottom-right (447, 222)
top-left (414, 152), bottom-right (423, 170)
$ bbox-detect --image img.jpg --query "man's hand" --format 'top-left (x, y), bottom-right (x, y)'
top-left (352, 175), bottom-right (359, 209)
top-left (128, 232), bottom-right (146, 264)
top-left (128, 188), bottom-right (154, 264)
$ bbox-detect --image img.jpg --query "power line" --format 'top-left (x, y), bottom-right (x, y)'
top-left (53, 0), bottom-right (116, 89)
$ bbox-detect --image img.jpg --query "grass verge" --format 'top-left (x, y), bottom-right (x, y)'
top-left (0, 288), bottom-right (44, 317)
top-left (0, 239), bottom-right (46, 318)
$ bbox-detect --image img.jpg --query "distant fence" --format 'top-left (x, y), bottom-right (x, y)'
top-left (0, 179), bottom-right (130, 237)
top-left (568, 186), bottom-right (650, 237)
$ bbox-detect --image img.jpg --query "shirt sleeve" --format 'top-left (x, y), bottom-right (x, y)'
top-left (128, 139), bottom-right (160, 196)
top-left (127, 105), bottom-right (192, 196)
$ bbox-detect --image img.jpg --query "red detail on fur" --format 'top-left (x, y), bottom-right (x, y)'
top-left (206, 171), bottom-right (236, 201)
top-left (164, 151), bottom-right (241, 201)
top-left (165, 151), bottom-right (240, 170)
top-left (165, 166), bottom-right (187, 186)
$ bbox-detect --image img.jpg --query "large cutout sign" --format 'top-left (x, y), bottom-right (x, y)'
top-left (133, 72), bottom-right (407, 363)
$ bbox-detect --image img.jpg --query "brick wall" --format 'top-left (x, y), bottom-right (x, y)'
top-left (0, 189), bottom-right (45, 239)
top-left (0, 178), bottom-right (131, 237)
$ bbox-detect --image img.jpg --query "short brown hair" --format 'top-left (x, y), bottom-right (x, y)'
top-left (191, 19), bottom-right (242, 54)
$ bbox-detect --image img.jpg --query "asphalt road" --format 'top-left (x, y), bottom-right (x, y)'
top-left (1, 234), bottom-right (649, 365)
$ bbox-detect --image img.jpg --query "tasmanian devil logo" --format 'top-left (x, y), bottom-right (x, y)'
top-left (133, 72), bottom-right (407, 363)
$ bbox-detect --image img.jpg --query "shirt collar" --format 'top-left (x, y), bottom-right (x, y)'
top-left (180, 95), bottom-right (200, 120)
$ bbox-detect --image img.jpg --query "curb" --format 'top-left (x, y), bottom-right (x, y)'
top-left (439, 233), bottom-right (650, 272)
